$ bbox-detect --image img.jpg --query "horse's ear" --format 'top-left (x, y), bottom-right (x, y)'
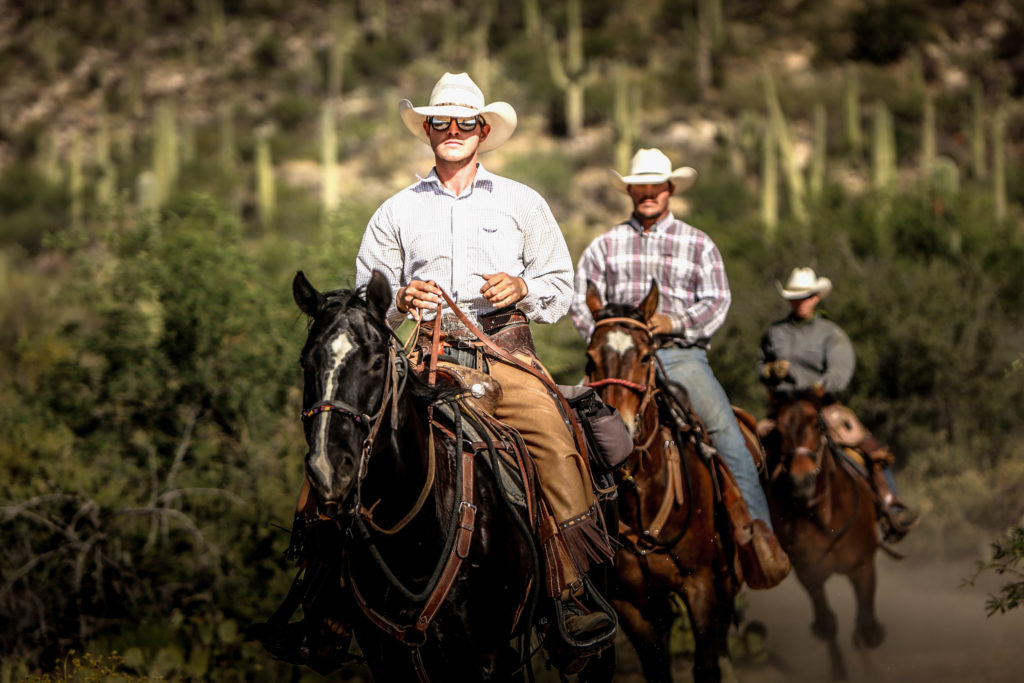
top-left (293, 270), bottom-right (325, 317)
top-left (585, 281), bottom-right (603, 317)
top-left (365, 270), bottom-right (392, 321)
top-left (639, 278), bottom-right (660, 321)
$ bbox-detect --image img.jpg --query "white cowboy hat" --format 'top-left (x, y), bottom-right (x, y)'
top-left (777, 267), bottom-right (833, 300)
top-left (610, 148), bottom-right (697, 193)
top-left (398, 72), bottom-right (517, 154)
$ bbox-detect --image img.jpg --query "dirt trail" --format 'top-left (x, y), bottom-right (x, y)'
top-left (732, 554), bottom-right (1024, 683)
top-left (594, 554), bottom-right (1024, 682)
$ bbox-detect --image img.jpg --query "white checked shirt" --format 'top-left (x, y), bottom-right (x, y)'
top-left (570, 212), bottom-right (731, 349)
top-left (356, 164), bottom-right (574, 329)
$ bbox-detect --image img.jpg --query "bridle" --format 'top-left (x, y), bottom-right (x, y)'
top-left (301, 332), bottom-right (429, 529)
top-left (585, 315), bottom-right (700, 553)
top-left (773, 404), bottom-right (861, 548)
top-left (585, 316), bottom-right (660, 451)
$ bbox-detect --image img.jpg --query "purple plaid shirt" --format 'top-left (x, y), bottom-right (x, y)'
top-left (570, 212), bottom-right (731, 349)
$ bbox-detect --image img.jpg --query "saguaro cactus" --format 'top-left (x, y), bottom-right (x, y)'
top-left (543, 0), bottom-right (595, 138)
top-left (971, 82), bottom-right (987, 180)
top-left (762, 119), bottom-right (779, 241)
top-left (321, 101), bottom-right (339, 212)
top-left (69, 132), bottom-right (84, 229)
top-left (871, 100), bottom-right (896, 193)
top-left (256, 127), bottom-right (276, 229)
top-left (921, 91), bottom-right (936, 188)
top-left (760, 63), bottom-right (808, 225)
top-left (809, 103), bottom-right (827, 200)
top-left (872, 100), bottom-right (897, 251)
top-left (521, 0), bottom-right (541, 38)
top-left (993, 104), bottom-right (1006, 223)
top-left (844, 63), bottom-right (863, 158)
top-left (95, 112), bottom-right (117, 206)
top-left (327, 2), bottom-right (358, 100)
top-left (469, 0), bottom-right (495, 98)
top-left (219, 103), bottom-right (236, 173)
top-left (612, 61), bottom-right (638, 175)
top-left (153, 101), bottom-right (179, 206)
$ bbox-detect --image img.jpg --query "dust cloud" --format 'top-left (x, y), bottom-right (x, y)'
top-left (736, 554), bottom-right (1024, 683)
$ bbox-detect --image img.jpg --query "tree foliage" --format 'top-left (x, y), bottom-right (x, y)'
top-left (1, 0), bottom-right (1024, 676)
top-left (968, 526), bottom-right (1024, 615)
top-left (1, 199), bottom-right (306, 677)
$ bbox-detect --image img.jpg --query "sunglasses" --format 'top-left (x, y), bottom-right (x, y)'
top-left (427, 116), bottom-right (485, 132)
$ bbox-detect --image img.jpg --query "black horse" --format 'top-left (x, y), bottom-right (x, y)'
top-left (290, 270), bottom-right (542, 681)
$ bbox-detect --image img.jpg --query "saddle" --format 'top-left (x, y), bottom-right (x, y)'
top-left (821, 403), bottom-right (894, 468)
top-left (656, 381), bottom-right (790, 589)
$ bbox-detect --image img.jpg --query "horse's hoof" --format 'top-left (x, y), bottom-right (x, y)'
top-left (853, 621), bottom-right (885, 649)
top-left (810, 616), bottom-right (837, 640)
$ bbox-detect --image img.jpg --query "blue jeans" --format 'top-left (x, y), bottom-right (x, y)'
top-left (656, 346), bottom-right (774, 529)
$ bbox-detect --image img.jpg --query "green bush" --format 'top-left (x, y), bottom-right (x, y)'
top-left (1, 198), bottom-right (303, 674)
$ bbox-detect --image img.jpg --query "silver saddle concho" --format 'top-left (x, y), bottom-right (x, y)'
top-left (432, 361), bottom-right (528, 509)
top-left (434, 360), bottom-right (503, 415)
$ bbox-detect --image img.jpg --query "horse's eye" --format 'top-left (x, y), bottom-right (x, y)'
top-left (640, 352), bottom-right (653, 364)
top-left (372, 357), bottom-right (385, 371)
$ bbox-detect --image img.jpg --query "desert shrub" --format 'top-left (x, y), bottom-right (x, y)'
top-left (1, 198), bottom-right (303, 673)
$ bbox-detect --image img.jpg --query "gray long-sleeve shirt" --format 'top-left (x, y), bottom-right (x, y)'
top-left (758, 313), bottom-right (855, 396)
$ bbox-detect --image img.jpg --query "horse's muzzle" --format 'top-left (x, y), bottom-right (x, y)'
top-left (305, 451), bottom-right (355, 504)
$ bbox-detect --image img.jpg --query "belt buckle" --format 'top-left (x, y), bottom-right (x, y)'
top-left (440, 315), bottom-right (464, 334)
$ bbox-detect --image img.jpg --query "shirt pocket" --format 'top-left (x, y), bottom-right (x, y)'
top-left (466, 211), bottom-right (522, 274)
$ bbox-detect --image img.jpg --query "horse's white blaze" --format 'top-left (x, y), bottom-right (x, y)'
top-left (605, 329), bottom-right (635, 356)
top-left (310, 330), bottom-right (355, 488)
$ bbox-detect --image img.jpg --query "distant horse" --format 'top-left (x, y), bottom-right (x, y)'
top-left (292, 270), bottom-right (542, 681)
top-left (761, 396), bottom-right (885, 681)
top-left (579, 282), bottom-right (740, 683)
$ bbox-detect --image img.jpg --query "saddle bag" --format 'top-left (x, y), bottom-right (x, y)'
top-left (559, 385), bottom-right (633, 473)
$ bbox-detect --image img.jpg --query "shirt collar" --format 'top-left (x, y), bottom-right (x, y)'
top-left (627, 211), bottom-right (675, 234)
top-left (416, 163), bottom-right (495, 195)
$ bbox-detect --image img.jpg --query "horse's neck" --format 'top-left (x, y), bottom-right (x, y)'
top-left (361, 393), bottom-right (445, 533)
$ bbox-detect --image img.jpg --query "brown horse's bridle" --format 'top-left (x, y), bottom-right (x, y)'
top-left (587, 316), bottom-right (698, 553)
top-left (775, 407), bottom-right (863, 551)
top-left (586, 316), bottom-right (660, 454)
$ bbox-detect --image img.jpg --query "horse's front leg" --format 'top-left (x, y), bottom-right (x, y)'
top-left (848, 560), bottom-right (885, 650)
top-left (575, 641), bottom-right (616, 683)
top-left (680, 566), bottom-right (724, 683)
top-left (613, 595), bottom-right (675, 683)
top-left (798, 571), bottom-right (847, 682)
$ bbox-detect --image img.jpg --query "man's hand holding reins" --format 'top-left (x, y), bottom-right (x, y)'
top-left (397, 279), bottom-right (442, 314)
top-left (480, 273), bottom-right (528, 308)
top-left (647, 313), bottom-right (674, 335)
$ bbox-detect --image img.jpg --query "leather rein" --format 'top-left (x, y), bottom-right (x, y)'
top-left (312, 291), bottom-right (541, 682)
top-left (301, 318), bottom-right (477, 681)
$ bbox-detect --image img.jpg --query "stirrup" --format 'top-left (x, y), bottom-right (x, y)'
top-left (552, 575), bottom-right (617, 653)
top-left (878, 504), bottom-right (918, 542)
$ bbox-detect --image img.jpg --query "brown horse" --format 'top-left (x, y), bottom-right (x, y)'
top-left (762, 396), bottom-right (885, 681)
top-left (579, 282), bottom-right (740, 683)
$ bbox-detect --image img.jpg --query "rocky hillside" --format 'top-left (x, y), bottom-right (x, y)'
top-left (2, 0), bottom-right (1023, 247)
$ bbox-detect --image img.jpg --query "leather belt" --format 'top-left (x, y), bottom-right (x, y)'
top-left (422, 308), bottom-right (528, 342)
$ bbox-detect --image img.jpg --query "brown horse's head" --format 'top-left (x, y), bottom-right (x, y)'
top-left (771, 398), bottom-right (829, 507)
top-left (583, 279), bottom-right (659, 437)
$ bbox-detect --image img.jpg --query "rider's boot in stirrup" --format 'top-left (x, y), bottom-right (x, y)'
top-left (871, 464), bottom-right (919, 542)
